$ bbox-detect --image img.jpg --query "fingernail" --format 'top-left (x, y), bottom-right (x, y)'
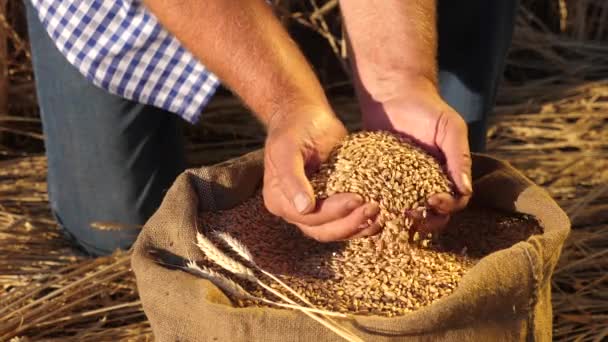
top-left (293, 193), bottom-right (310, 213)
top-left (462, 173), bottom-right (473, 194)
top-left (346, 196), bottom-right (364, 211)
top-left (364, 204), bottom-right (380, 218)
top-left (357, 222), bottom-right (370, 230)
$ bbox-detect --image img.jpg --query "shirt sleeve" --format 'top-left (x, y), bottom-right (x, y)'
top-left (28, 0), bottom-right (220, 124)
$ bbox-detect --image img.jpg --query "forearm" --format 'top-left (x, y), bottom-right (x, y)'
top-left (143, 0), bottom-right (331, 124)
top-left (340, 0), bottom-right (438, 102)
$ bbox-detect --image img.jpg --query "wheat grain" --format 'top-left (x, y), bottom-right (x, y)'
top-left (200, 193), bottom-right (474, 316)
top-left (310, 131), bottom-right (452, 247)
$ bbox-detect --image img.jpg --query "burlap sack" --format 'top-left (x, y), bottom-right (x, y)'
top-left (131, 151), bottom-right (570, 342)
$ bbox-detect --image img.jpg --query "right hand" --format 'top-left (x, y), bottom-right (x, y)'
top-left (359, 77), bottom-right (473, 234)
top-left (262, 105), bottom-right (382, 242)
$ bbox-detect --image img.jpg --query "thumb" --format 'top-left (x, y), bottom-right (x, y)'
top-left (436, 112), bottom-right (473, 198)
top-left (266, 138), bottom-right (316, 214)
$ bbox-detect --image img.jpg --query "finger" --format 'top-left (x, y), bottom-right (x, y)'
top-left (263, 175), bottom-right (368, 228)
top-left (265, 139), bottom-right (316, 214)
top-left (436, 112), bottom-right (473, 202)
top-left (298, 203), bottom-right (380, 242)
top-left (347, 222), bottom-right (383, 240)
top-left (282, 193), bottom-right (367, 227)
top-left (427, 192), bottom-right (469, 214)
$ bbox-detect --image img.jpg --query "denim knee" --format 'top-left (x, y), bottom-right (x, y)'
top-left (26, 0), bottom-right (184, 257)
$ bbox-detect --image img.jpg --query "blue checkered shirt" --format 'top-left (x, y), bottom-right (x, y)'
top-left (29, 0), bottom-right (220, 123)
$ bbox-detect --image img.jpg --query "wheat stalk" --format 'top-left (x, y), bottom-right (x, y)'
top-left (215, 231), bottom-right (352, 328)
top-left (215, 232), bottom-right (331, 311)
top-left (186, 260), bottom-right (251, 298)
top-left (194, 233), bottom-right (362, 342)
top-left (185, 260), bottom-right (345, 317)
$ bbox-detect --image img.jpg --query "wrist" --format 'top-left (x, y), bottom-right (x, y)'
top-left (266, 98), bottom-right (335, 133)
top-left (355, 70), bottom-right (438, 106)
top-left (355, 71), bottom-right (439, 103)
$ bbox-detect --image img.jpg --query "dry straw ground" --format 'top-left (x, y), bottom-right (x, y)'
top-left (1, 0), bottom-right (607, 341)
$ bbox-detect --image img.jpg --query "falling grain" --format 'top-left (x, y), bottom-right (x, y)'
top-left (310, 131), bottom-right (452, 247)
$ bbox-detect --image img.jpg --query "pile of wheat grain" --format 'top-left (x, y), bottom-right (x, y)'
top-left (310, 131), bottom-right (452, 247)
top-left (199, 195), bottom-right (542, 317)
top-left (200, 194), bottom-right (473, 316)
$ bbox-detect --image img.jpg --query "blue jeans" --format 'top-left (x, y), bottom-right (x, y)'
top-left (25, 1), bottom-right (516, 256)
top-left (437, 1), bottom-right (518, 151)
top-left (26, 2), bottom-right (186, 256)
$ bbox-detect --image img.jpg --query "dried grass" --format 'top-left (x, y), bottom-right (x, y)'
top-left (0, 157), bottom-right (150, 340)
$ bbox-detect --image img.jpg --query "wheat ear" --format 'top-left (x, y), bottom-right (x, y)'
top-left (213, 232), bottom-right (361, 342)
top-left (195, 233), bottom-right (361, 342)
top-left (186, 260), bottom-right (252, 298)
top-left (195, 232), bottom-right (256, 281)
top-left (186, 260), bottom-right (345, 317)
top-left (214, 232), bottom-right (254, 261)
top-left (215, 232), bottom-right (323, 307)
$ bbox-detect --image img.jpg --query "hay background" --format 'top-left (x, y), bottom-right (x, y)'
top-left (1, 0), bottom-right (607, 341)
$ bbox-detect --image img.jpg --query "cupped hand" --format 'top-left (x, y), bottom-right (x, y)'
top-left (263, 106), bottom-right (382, 242)
top-left (360, 80), bottom-right (473, 233)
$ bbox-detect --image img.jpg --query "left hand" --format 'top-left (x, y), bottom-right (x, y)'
top-left (263, 104), bottom-right (382, 242)
top-left (358, 79), bottom-right (473, 234)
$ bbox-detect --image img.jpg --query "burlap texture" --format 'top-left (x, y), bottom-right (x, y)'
top-left (131, 151), bottom-right (570, 342)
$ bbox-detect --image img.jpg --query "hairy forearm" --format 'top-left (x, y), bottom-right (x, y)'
top-left (340, 0), bottom-right (438, 102)
top-left (143, 0), bottom-right (331, 124)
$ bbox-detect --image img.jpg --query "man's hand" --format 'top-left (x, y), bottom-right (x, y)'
top-left (341, 0), bottom-right (473, 232)
top-left (263, 106), bottom-right (382, 242)
top-left (360, 79), bottom-right (473, 233)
